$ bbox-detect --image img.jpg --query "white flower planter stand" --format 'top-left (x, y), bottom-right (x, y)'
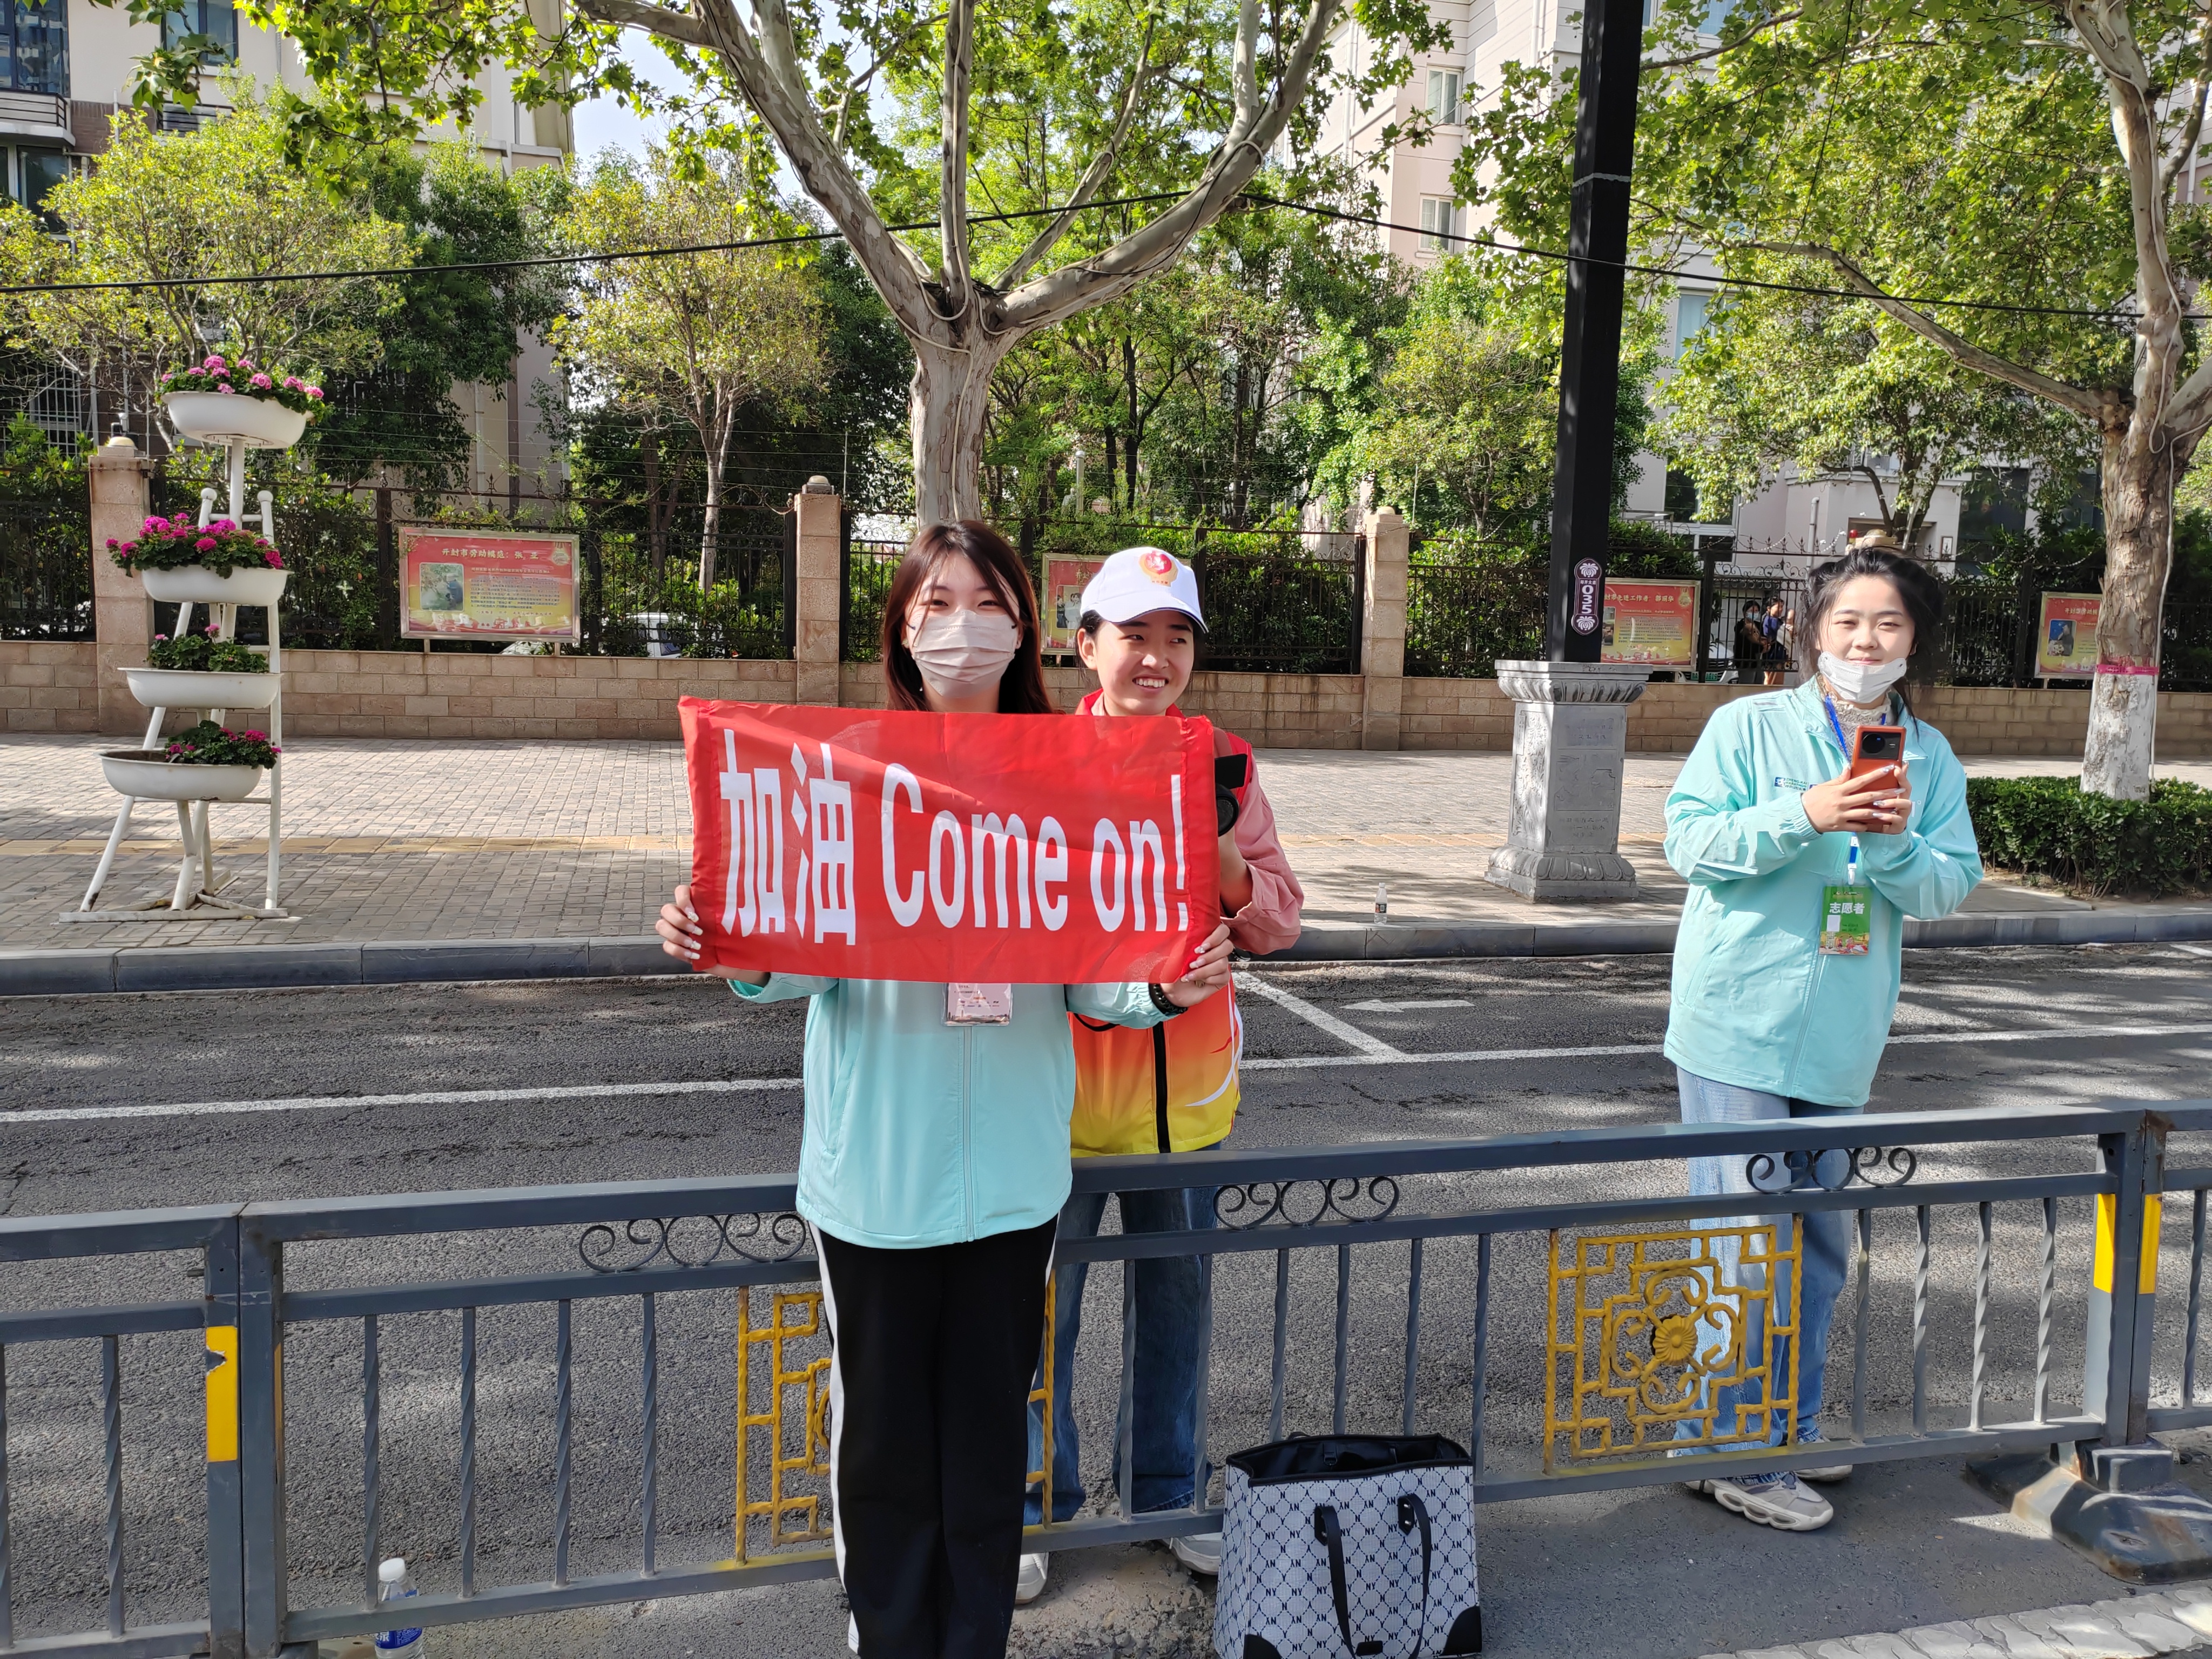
top-left (67, 423), bottom-right (295, 923)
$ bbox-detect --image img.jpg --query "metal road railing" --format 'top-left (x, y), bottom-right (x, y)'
top-left (0, 1102), bottom-right (2202, 1657)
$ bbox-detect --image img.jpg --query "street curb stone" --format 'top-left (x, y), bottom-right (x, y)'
top-left (5, 904), bottom-right (2212, 995)
top-left (1700, 1583), bottom-right (2212, 1659)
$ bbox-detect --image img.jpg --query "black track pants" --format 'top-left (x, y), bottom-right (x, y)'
top-left (817, 1218), bottom-right (1056, 1659)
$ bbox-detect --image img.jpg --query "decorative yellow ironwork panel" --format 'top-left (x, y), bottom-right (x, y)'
top-left (1028, 1271), bottom-right (1057, 1524)
top-left (1544, 1220), bottom-right (1803, 1472)
top-left (734, 1287), bottom-right (834, 1560)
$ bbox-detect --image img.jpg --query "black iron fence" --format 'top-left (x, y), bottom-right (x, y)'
top-left (0, 490), bottom-right (92, 640)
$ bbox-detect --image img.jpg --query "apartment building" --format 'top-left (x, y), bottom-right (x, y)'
top-left (1, 0), bottom-right (571, 497)
top-left (1315, 0), bottom-right (1975, 563)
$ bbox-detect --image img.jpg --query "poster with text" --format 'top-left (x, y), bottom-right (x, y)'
top-left (2036, 592), bottom-right (2101, 679)
top-left (1042, 556), bottom-right (1110, 653)
top-left (401, 528), bottom-right (581, 641)
top-left (1600, 579), bottom-right (1698, 667)
top-left (682, 699), bottom-right (1222, 983)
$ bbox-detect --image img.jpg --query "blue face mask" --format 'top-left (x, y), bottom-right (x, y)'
top-left (1818, 651), bottom-right (1907, 703)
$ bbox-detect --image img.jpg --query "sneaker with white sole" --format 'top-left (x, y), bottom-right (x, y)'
top-left (1791, 1426), bottom-right (1851, 1483)
top-left (1169, 1532), bottom-right (1222, 1576)
top-left (1703, 1470), bottom-right (1833, 1531)
top-left (1015, 1553), bottom-right (1049, 1605)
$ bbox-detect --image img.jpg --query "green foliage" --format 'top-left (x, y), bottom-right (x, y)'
top-left (109, 512), bottom-right (283, 577)
top-left (0, 414), bottom-right (86, 502)
top-left (164, 720), bottom-right (281, 767)
top-left (1967, 777), bottom-right (2212, 896)
top-left (147, 628), bottom-right (268, 671)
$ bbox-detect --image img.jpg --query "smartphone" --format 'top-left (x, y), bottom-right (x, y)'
top-left (1849, 725), bottom-right (1908, 831)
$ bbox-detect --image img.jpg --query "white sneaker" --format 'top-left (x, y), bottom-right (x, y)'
top-left (1170, 1532), bottom-right (1222, 1576)
top-left (1015, 1552), bottom-right (1049, 1605)
top-left (1703, 1470), bottom-right (1834, 1532)
top-left (1793, 1426), bottom-right (1851, 1483)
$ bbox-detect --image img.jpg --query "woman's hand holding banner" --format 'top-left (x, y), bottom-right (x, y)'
top-left (680, 698), bottom-right (1223, 983)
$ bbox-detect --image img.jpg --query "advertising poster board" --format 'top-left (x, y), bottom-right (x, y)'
top-left (1600, 578), bottom-right (1699, 667)
top-left (1042, 556), bottom-right (1111, 653)
top-left (2035, 592), bottom-right (2101, 679)
top-left (401, 527), bottom-right (581, 642)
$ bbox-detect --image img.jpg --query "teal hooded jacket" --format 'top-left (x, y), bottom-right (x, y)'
top-left (1661, 678), bottom-right (1982, 1108)
top-left (730, 976), bottom-right (1171, 1250)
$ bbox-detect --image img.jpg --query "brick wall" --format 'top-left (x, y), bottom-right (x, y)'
top-left (2, 642), bottom-right (100, 733)
top-left (12, 637), bottom-right (2212, 755)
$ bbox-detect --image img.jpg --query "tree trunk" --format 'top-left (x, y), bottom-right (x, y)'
top-left (698, 415), bottom-right (730, 592)
top-left (2082, 417), bottom-right (2178, 799)
top-left (911, 339), bottom-right (1010, 523)
top-left (642, 427), bottom-right (667, 586)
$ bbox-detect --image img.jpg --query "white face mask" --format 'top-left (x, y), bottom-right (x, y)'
top-left (1819, 651), bottom-right (1908, 704)
top-left (905, 609), bottom-right (1021, 700)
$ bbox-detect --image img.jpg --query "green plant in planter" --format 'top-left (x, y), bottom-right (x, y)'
top-left (1966, 777), bottom-right (2212, 896)
top-left (164, 721), bottom-right (280, 768)
top-left (147, 629), bottom-right (267, 672)
top-left (161, 353), bottom-right (326, 420)
top-left (108, 516), bottom-right (284, 578)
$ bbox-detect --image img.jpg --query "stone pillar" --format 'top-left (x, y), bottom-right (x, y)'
top-left (1359, 506), bottom-right (1408, 751)
top-left (1483, 660), bottom-right (1651, 901)
top-left (791, 476), bottom-right (842, 706)
top-left (89, 431), bottom-right (153, 736)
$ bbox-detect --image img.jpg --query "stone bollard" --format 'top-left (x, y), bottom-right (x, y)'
top-left (1483, 660), bottom-right (1651, 901)
top-left (88, 429), bottom-right (153, 735)
top-left (791, 476), bottom-right (842, 706)
top-left (1358, 507), bottom-right (1408, 751)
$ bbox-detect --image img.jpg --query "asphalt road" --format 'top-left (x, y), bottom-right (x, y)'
top-left (3, 943), bottom-right (2211, 1658)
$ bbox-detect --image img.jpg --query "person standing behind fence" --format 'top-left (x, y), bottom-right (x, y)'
top-left (1661, 544), bottom-right (1980, 1533)
top-left (1733, 601), bottom-right (1764, 683)
top-left (656, 521), bottom-right (1233, 1659)
top-left (1761, 597), bottom-right (1791, 686)
top-left (1015, 548), bottom-right (1305, 1605)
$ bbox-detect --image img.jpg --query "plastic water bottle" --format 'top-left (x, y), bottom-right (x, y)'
top-left (375, 1557), bottom-right (425, 1657)
top-left (1374, 882), bottom-right (1389, 922)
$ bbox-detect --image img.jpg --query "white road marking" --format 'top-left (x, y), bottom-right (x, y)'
top-left (0, 1076), bottom-right (801, 1125)
top-left (10, 1021), bottom-right (2212, 1125)
top-left (1235, 973), bottom-right (1404, 1057)
top-left (2173, 943), bottom-right (2212, 959)
top-left (1341, 998), bottom-right (1475, 1013)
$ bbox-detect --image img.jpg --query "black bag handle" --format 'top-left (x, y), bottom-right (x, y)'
top-left (1312, 1496), bottom-right (1434, 1658)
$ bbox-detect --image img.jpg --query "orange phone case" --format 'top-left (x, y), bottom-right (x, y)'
top-left (1847, 725), bottom-right (1908, 782)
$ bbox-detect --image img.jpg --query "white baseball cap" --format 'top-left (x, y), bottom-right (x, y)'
top-left (1078, 546), bottom-right (1206, 629)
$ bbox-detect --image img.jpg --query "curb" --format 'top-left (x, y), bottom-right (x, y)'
top-left (5, 908), bottom-right (2211, 996)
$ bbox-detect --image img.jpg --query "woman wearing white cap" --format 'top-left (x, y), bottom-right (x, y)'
top-left (658, 522), bottom-right (1235, 1657)
top-left (1019, 545), bottom-right (1304, 1603)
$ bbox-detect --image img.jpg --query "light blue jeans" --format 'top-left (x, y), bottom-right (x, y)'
top-left (1672, 1069), bottom-right (1855, 1452)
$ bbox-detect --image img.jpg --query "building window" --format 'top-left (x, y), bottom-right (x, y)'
top-left (13, 145), bottom-right (66, 217)
top-left (1427, 69), bottom-right (1461, 125)
top-left (1664, 469), bottom-right (1700, 522)
top-left (162, 0), bottom-right (238, 63)
top-left (1675, 289), bottom-right (1711, 353)
top-left (1419, 197), bottom-right (1461, 252)
top-left (0, 0), bottom-right (68, 97)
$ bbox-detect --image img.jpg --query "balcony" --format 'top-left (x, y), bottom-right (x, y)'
top-left (0, 90), bottom-right (68, 142)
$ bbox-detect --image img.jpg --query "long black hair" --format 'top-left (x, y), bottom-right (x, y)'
top-left (1798, 545), bottom-right (1944, 712)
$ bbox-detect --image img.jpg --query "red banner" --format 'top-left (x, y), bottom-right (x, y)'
top-left (681, 700), bottom-right (1222, 983)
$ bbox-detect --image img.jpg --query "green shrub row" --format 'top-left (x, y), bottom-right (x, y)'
top-left (1966, 776), bottom-right (2212, 896)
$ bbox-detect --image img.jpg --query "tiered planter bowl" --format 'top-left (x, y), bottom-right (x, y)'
top-left (123, 667), bottom-right (279, 711)
top-left (163, 391), bottom-right (308, 449)
top-left (99, 750), bottom-right (263, 802)
top-left (140, 565), bottom-right (290, 606)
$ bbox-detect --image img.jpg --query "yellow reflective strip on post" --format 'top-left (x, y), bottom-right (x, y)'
top-left (205, 1325), bottom-right (239, 1463)
top-left (2092, 1194), bottom-right (2162, 1294)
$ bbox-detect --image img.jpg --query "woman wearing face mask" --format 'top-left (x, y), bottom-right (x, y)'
top-left (656, 522), bottom-right (1233, 1658)
top-left (1662, 544), bottom-right (1980, 1534)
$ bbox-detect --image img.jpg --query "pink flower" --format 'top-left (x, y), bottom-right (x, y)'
top-left (282, 376), bottom-right (301, 390)
top-left (106, 537), bottom-right (119, 549)
top-left (242, 729), bottom-right (264, 740)
top-left (250, 373), bottom-right (272, 390)
top-left (264, 550), bottom-right (283, 568)
top-left (120, 541), bottom-right (137, 556)
top-left (219, 385), bottom-right (234, 395)
top-left (237, 358), bottom-right (255, 373)
top-left (203, 355), bottom-right (225, 372)
top-left (152, 634), bottom-right (167, 643)
top-left (306, 387), bottom-right (323, 400)
top-left (194, 537), bottom-right (217, 553)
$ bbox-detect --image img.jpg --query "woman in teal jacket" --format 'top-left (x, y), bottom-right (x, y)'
top-left (658, 522), bottom-right (1230, 1658)
top-left (1664, 544), bottom-right (1980, 1536)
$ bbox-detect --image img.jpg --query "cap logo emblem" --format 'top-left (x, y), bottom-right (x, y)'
top-left (1139, 549), bottom-right (1177, 584)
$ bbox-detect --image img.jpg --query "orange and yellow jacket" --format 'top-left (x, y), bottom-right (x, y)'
top-left (1068, 693), bottom-right (1305, 1155)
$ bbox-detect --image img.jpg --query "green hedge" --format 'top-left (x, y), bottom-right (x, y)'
top-left (1966, 777), bottom-right (2212, 896)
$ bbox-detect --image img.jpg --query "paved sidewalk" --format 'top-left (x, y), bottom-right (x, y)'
top-left (4, 736), bottom-right (2209, 957)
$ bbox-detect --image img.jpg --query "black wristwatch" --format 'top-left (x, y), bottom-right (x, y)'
top-left (1148, 983), bottom-right (1183, 1017)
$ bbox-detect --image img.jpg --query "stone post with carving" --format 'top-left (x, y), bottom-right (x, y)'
top-left (1482, 660), bottom-right (1652, 901)
top-left (89, 431), bottom-right (153, 735)
top-left (1358, 506), bottom-right (1408, 751)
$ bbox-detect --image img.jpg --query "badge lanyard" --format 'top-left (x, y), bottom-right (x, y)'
top-left (1816, 694), bottom-right (1871, 954)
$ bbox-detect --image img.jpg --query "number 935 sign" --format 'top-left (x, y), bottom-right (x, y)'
top-left (680, 698), bottom-right (1222, 984)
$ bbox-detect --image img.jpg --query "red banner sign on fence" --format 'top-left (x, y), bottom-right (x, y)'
top-left (681, 699), bottom-right (1222, 983)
